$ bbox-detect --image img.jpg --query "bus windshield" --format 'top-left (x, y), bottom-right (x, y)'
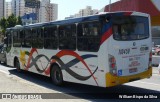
top-left (112, 16), bottom-right (149, 41)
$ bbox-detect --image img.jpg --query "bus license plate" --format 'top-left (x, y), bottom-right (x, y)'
top-left (129, 68), bottom-right (137, 73)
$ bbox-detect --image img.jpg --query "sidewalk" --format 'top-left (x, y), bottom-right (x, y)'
top-left (152, 67), bottom-right (159, 74)
top-left (0, 72), bottom-right (87, 102)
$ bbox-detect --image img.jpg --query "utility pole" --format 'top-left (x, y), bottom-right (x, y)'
top-left (109, 0), bottom-right (111, 12)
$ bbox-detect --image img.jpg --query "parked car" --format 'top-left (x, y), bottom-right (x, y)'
top-left (154, 45), bottom-right (160, 55)
top-left (152, 47), bottom-right (156, 55)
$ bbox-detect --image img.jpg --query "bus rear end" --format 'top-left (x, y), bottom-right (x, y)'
top-left (105, 12), bottom-right (152, 87)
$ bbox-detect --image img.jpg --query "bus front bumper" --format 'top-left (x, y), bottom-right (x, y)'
top-left (106, 67), bottom-right (152, 87)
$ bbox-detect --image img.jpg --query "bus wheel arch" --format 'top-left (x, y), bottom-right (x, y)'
top-left (14, 57), bottom-right (21, 72)
top-left (50, 63), bottom-right (63, 86)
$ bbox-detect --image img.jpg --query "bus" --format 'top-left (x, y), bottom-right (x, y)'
top-left (4, 11), bottom-right (152, 87)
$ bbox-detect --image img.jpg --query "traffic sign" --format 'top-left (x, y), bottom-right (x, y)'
top-left (25, 0), bottom-right (40, 8)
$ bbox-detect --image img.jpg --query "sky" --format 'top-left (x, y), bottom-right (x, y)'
top-left (6, 0), bottom-right (119, 20)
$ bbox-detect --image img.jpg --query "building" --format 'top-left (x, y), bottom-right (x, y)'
top-left (21, 13), bottom-right (37, 25)
top-left (65, 6), bottom-right (98, 19)
top-left (49, 3), bottom-right (58, 21)
top-left (11, 0), bottom-right (35, 17)
top-left (0, 0), bottom-right (5, 19)
top-left (39, 0), bottom-right (58, 22)
top-left (102, 0), bottom-right (160, 45)
top-left (0, 0), bottom-right (5, 43)
top-left (5, 2), bottom-right (12, 18)
top-left (11, 0), bottom-right (38, 24)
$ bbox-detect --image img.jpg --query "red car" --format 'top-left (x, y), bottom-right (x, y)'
top-left (155, 45), bottom-right (160, 55)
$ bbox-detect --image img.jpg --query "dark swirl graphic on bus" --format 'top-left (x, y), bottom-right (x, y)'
top-left (20, 48), bottom-right (98, 85)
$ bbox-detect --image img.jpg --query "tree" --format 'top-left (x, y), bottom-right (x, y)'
top-left (7, 14), bottom-right (17, 28)
top-left (17, 16), bottom-right (22, 25)
top-left (0, 17), bottom-right (8, 35)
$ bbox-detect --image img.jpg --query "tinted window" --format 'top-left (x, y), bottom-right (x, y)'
top-left (32, 28), bottom-right (43, 48)
top-left (59, 24), bottom-right (76, 50)
top-left (44, 26), bottom-right (58, 49)
top-left (22, 29), bottom-right (32, 48)
top-left (13, 30), bottom-right (21, 47)
top-left (112, 16), bottom-right (149, 40)
top-left (77, 21), bottom-right (101, 52)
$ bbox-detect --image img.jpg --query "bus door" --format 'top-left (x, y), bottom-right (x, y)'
top-left (6, 31), bottom-right (12, 66)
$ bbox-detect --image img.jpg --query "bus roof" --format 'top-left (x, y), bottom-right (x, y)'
top-left (8, 11), bottom-right (149, 30)
top-left (24, 22), bottom-right (50, 28)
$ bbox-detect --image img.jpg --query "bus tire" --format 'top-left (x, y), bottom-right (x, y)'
top-left (50, 65), bottom-right (63, 86)
top-left (14, 58), bottom-right (21, 72)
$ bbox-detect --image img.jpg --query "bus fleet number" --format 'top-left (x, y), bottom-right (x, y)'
top-left (119, 49), bottom-right (130, 55)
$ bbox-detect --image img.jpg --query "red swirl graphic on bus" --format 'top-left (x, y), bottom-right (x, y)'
top-left (20, 48), bottom-right (99, 86)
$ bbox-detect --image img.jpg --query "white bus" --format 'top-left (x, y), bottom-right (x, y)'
top-left (4, 11), bottom-right (152, 87)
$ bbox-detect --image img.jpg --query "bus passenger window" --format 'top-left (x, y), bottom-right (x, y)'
top-left (32, 28), bottom-right (43, 49)
top-left (58, 24), bottom-right (76, 50)
top-left (13, 30), bottom-right (21, 47)
top-left (22, 29), bottom-right (32, 48)
top-left (44, 26), bottom-right (58, 49)
top-left (77, 21), bottom-right (101, 52)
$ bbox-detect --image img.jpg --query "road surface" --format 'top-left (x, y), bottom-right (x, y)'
top-left (0, 63), bottom-right (160, 102)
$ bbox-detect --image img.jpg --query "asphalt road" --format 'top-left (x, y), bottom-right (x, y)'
top-left (0, 63), bottom-right (160, 102)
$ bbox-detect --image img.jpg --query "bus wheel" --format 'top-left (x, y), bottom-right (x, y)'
top-left (15, 59), bottom-right (21, 72)
top-left (50, 65), bottom-right (63, 86)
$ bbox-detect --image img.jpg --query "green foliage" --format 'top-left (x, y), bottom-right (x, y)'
top-left (0, 14), bottom-right (23, 36)
top-left (0, 17), bottom-right (8, 35)
top-left (17, 16), bottom-right (22, 25)
top-left (7, 14), bottom-right (17, 28)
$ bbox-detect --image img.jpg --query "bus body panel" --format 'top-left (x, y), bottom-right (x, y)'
top-left (4, 11), bottom-right (152, 88)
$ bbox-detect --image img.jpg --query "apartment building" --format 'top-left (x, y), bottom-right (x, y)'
top-left (66, 6), bottom-right (98, 19)
top-left (0, 0), bottom-right (5, 19)
top-left (5, 2), bottom-right (12, 18)
top-left (39, 0), bottom-right (58, 22)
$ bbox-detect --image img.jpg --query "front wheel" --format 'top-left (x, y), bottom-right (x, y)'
top-left (15, 59), bottom-right (21, 72)
top-left (50, 65), bottom-right (63, 86)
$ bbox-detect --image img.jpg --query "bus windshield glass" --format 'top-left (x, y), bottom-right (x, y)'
top-left (112, 16), bottom-right (149, 41)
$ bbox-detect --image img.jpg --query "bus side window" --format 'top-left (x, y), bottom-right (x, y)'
top-left (22, 29), bottom-right (32, 48)
top-left (58, 24), bottom-right (76, 50)
top-left (13, 30), bottom-right (21, 47)
top-left (44, 26), bottom-right (58, 49)
top-left (77, 21), bottom-right (101, 52)
top-left (32, 27), bottom-right (43, 49)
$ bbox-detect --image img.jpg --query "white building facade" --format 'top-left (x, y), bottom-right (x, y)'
top-left (5, 2), bottom-right (12, 18)
top-left (0, 0), bottom-right (5, 19)
top-left (39, 0), bottom-right (58, 22)
top-left (11, 0), bottom-right (34, 17)
top-left (66, 6), bottom-right (98, 19)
